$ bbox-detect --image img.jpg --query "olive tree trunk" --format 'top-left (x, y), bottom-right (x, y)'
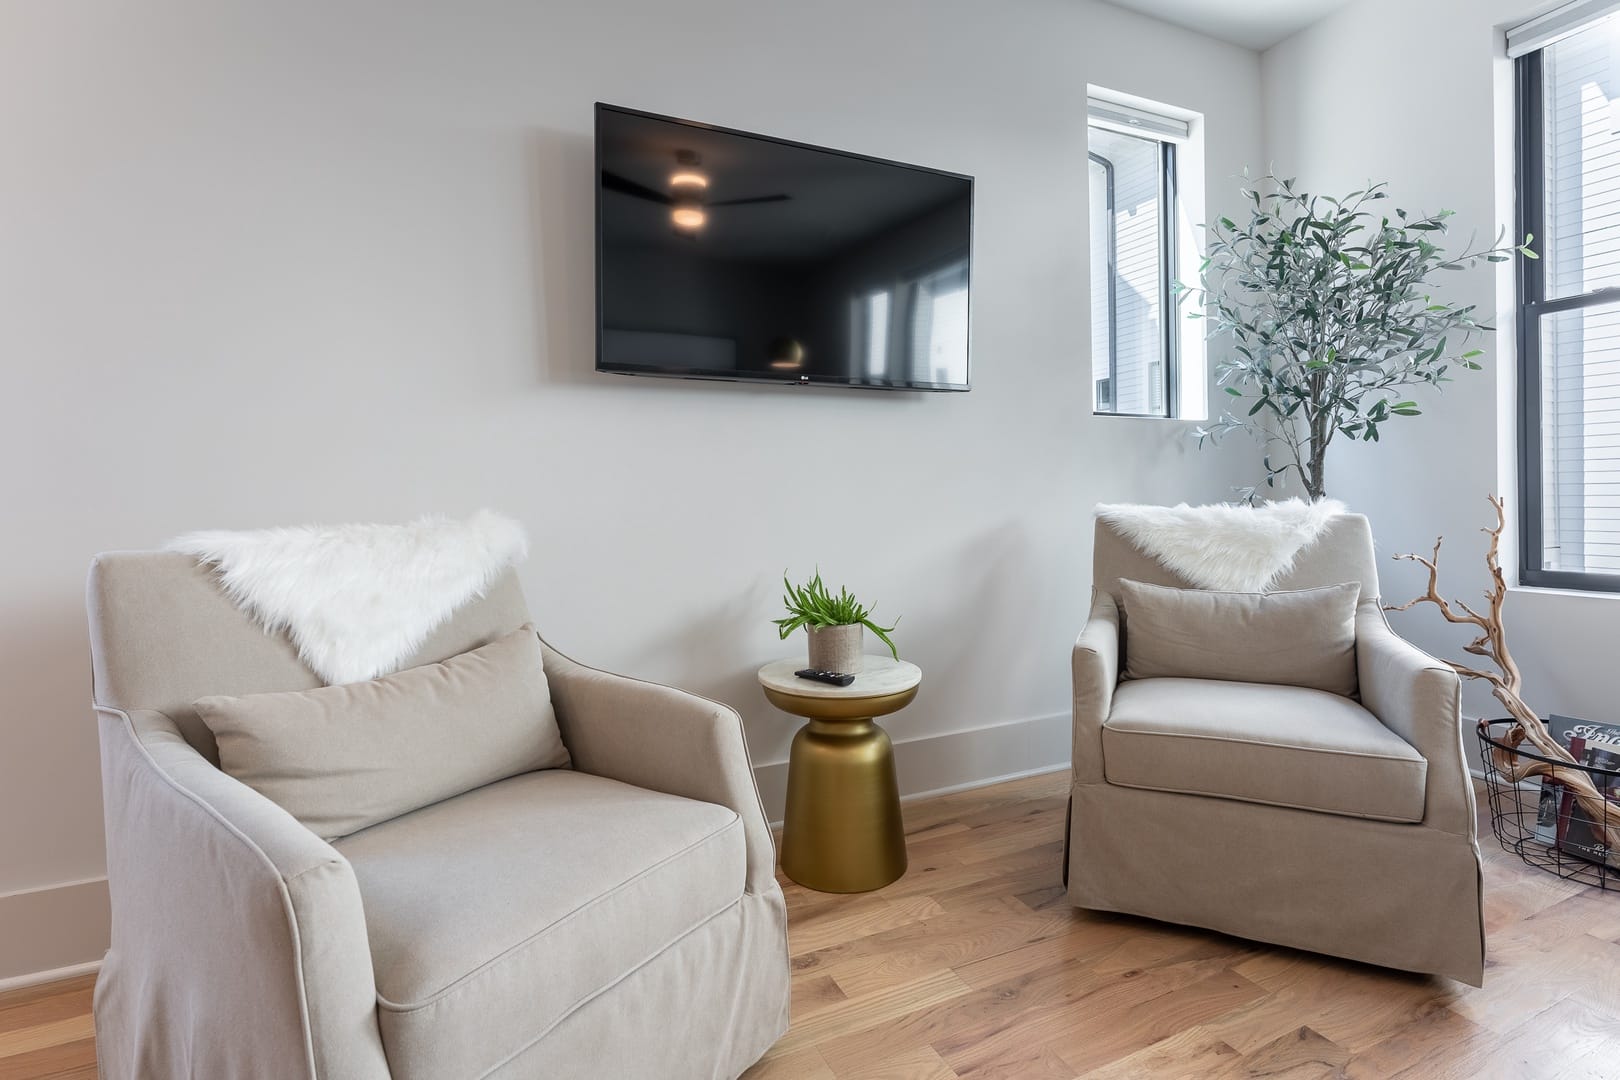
top-left (1302, 373), bottom-right (1331, 500)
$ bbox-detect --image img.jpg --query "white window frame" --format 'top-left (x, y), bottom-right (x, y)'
top-left (1087, 89), bottom-right (1205, 421)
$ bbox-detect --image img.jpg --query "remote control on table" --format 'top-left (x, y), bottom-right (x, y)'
top-left (795, 668), bottom-right (855, 687)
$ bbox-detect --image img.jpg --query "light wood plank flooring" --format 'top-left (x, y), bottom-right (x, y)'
top-left (0, 973), bottom-right (96, 1079)
top-left (748, 772), bottom-right (1620, 1079)
top-left (5, 771), bottom-right (1619, 1079)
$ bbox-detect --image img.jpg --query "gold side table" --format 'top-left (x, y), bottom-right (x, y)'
top-left (758, 657), bottom-right (922, 893)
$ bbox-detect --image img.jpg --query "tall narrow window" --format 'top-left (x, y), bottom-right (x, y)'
top-left (1516, 10), bottom-right (1620, 589)
top-left (1088, 97), bottom-right (1183, 417)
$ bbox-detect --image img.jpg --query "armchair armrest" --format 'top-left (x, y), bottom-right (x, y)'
top-left (96, 706), bottom-right (388, 1080)
top-left (540, 641), bottom-right (779, 895)
top-left (1354, 601), bottom-right (1476, 835)
top-left (1072, 592), bottom-right (1120, 784)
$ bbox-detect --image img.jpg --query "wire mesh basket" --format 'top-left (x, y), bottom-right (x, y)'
top-left (1477, 719), bottom-right (1620, 890)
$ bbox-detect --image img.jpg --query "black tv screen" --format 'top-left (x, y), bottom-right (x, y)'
top-left (596, 103), bottom-right (973, 391)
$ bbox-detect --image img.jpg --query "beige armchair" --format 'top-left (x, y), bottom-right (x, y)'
top-left (1067, 514), bottom-right (1485, 985)
top-left (86, 553), bottom-right (789, 1079)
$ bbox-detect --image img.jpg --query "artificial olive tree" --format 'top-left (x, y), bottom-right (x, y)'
top-left (1186, 174), bottom-right (1534, 500)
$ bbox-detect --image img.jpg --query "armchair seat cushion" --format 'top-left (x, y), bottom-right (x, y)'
top-left (335, 768), bottom-right (746, 1080)
top-left (1102, 677), bottom-right (1427, 823)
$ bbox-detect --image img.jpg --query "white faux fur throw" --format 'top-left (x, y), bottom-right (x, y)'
top-left (1095, 498), bottom-right (1347, 592)
top-left (168, 510), bottom-right (528, 685)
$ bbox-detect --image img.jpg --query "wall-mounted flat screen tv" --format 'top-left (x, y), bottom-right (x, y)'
top-left (596, 103), bottom-right (973, 391)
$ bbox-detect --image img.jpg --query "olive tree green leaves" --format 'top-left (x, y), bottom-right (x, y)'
top-left (1181, 174), bottom-right (1535, 500)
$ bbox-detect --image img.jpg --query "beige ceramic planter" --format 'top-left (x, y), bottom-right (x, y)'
top-left (806, 624), bottom-right (863, 674)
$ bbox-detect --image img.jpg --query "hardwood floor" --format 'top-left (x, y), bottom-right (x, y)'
top-left (748, 772), bottom-right (1620, 1080)
top-left (0, 973), bottom-right (96, 1079)
top-left (5, 771), bottom-right (1619, 1079)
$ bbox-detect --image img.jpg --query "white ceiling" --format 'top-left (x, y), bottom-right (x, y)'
top-left (1101, 0), bottom-right (1353, 51)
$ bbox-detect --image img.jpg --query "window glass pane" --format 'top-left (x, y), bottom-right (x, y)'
top-left (1088, 127), bottom-right (1164, 415)
top-left (1542, 16), bottom-right (1620, 299)
top-left (1089, 157), bottom-right (1113, 411)
top-left (1540, 301), bottom-right (1620, 575)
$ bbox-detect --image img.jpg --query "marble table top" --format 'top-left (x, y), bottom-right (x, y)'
top-left (757, 655), bottom-right (922, 699)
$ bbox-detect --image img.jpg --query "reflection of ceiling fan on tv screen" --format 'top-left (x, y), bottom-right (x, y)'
top-left (601, 149), bottom-right (791, 232)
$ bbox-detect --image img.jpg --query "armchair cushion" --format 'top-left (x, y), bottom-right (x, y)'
top-left (1102, 677), bottom-right (1427, 822)
top-left (195, 625), bottom-right (568, 839)
top-left (1118, 578), bottom-right (1360, 696)
top-left (335, 768), bottom-right (745, 1080)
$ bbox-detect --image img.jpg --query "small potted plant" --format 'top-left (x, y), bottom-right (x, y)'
top-left (773, 571), bottom-right (899, 675)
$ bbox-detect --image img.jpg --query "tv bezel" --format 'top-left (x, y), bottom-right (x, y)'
top-left (594, 102), bottom-right (974, 393)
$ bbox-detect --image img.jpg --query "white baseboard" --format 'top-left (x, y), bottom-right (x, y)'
top-left (0, 958), bottom-right (101, 995)
top-left (753, 711), bottom-right (1071, 827)
top-left (897, 762), bottom-right (1071, 805)
top-left (0, 876), bottom-right (110, 990)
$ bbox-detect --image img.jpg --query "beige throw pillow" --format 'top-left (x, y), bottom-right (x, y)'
top-left (195, 625), bottom-right (569, 839)
top-left (1118, 579), bottom-right (1360, 697)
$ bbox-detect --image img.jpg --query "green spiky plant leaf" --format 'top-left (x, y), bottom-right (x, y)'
top-left (772, 570), bottom-right (899, 660)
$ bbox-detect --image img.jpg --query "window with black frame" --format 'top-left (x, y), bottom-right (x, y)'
top-left (1517, 11), bottom-right (1620, 591)
top-left (1088, 97), bottom-right (1181, 418)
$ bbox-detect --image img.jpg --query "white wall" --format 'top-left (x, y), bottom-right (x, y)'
top-left (0, 0), bottom-right (1262, 979)
top-left (1262, 0), bottom-right (1620, 741)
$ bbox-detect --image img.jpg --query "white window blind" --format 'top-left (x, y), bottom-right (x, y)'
top-left (1508, 1), bottom-right (1620, 59)
top-left (1543, 18), bottom-right (1620, 300)
top-left (1086, 98), bottom-right (1189, 142)
top-left (1532, 16), bottom-right (1620, 577)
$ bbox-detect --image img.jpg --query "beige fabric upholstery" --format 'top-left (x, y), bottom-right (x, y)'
top-left (1068, 782), bottom-right (1485, 982)
top-left (1070, 514), bottom-right (1486, 985)
top-left (482, 896), bottom-right (788, 1079)
top-left (1103, 678), bottom-right (1427, 822)
top-left (543, 642), bottom-right (781, 897)
top-left (87, 551), bottom-right (789, 1080)
top-left (1356, 601), bottom-right (1477, 836)
top-left (1118, 579), bottom-right (1361, 696)
top-left (336, 770), bottom-right (745, 1080)
top-left (94, 704), bottom-right (392, 1080)
top-left (1071, 592), bottom-right (1120, 787)
top-left (196, 626), bottom-right (569, 839)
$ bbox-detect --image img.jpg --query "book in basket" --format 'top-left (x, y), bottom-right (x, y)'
top-left (1532, 715), bottom-right (1620, 870)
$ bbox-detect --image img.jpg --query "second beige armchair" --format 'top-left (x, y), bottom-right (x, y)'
top-left (1066, 514), bottom-right (1485, 985)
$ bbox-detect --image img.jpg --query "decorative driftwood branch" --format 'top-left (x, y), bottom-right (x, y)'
top-left (1387, 495), bottom-right (1620, 853)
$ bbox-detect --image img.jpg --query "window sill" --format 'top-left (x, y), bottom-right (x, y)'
top-left (1092, 411), bottom-right (1195, 421)
top-left (1507, 582), bottom-right (1620, 602)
